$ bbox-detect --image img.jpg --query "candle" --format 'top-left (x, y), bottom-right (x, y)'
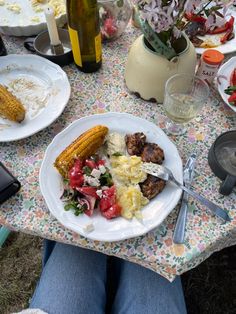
top-left (44, 6), bottom-right (61, 46)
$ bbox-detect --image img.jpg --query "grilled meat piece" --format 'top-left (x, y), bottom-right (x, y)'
top-left (141, 143), bottom-right (164, 164)
top-left (140, 175), bottom-right (165, 200)
top-left (125, 132), bottom-right (146, 156)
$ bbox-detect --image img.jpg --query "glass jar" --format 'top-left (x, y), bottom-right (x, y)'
top-left (98, 0), bottom-right (132, 41)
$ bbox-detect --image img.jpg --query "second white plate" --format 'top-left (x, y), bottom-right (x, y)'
top-left (0, 54), bottom-right (71, 141)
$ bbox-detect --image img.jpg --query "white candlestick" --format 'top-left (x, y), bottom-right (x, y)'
top-left (44, 6), bottom-right (61, 46)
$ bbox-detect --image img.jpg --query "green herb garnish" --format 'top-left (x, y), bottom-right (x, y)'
top-left (112, 152), bottom-right (123, 157)
top-left (100, 172), bottom-right (113, 186)
top-left (83, 166), bottom-right (92, 175)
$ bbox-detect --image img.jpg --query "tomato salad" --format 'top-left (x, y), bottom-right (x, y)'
top-left (61, 157), bottom-right (122, 219)
top-left (224, 68), bottom-right (236, 106)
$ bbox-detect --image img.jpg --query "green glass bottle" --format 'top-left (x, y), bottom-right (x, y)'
top-left (66, 0), bottom-right (102, 73)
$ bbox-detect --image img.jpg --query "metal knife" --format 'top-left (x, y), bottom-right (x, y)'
top-left (142, 162), bottom-right (231, 223)
top-left (173, 153), bottom-right (197, 244)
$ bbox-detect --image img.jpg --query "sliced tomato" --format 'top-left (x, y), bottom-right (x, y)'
top-left (77, 186), bottom-right (99, 199)
top-left (73, 159), bottom-right (84, 173)
top-left (207, 24), bottom-right (229, 34)
top-left (102, 185), bottom-right (116, 198)
top-left (99, 185), bottom-right (116, 212)
top-left (69, 168), bottom-right (84, 189)
top-left (184, 12), bottom-right (206, 23)
top-left (102, 203), bottom-right (122, 219)
top-left (230, 68), bottom-right (236, 86)
top-left (228, 92), bottom-right (236, 106)
top-left (97, 159), bottom-right (106, 166)
top-left (85, 159), bottom-right (97, 170)
top-left (208, 16), bottom-right (234, 35)
top-left (100, 197), bottom-right (114, 212)
top-left (69, 175), bottom-right (84, 189)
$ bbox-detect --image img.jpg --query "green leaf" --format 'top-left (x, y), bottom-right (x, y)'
top-left (64, 201), bottom-right (77, 211)
top-left (83, 166), bottom-right (92, 175)
top-left (112, 152), bottom-right (123, 157)
top-left (99, 172), bottom-right (113, 186)
top-left (116, 0), bottom-right (123, 8)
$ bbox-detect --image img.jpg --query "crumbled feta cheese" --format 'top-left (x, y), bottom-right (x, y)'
top-left (99, 165), bottom-right (106, 174)
top-left (84, 175), bottom-right (100, 187)
top-left (83, 223), bottom-right (94, 233)
top-left (96, 189), bottom-right (103, 198)
top-left (91, 168), bottom-right (101, 179)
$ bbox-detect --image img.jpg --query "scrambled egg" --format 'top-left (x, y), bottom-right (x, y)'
top-left (110, 155), bottom-right (148, 219)
top-left (117, 185), bottom-right (149, 220)
top-left (111, 155), bottom-right (147, 185)
top-left (31, 0), bottom-right (65, 16)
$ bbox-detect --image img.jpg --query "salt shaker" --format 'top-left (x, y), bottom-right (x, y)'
top-left (196, 49), bottom-right (224, 85)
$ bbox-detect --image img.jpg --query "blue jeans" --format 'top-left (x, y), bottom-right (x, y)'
top-left (30, 240), bottom-right (187, 314)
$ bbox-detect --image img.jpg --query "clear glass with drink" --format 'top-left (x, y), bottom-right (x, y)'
top-left (163, 73), bottom-right (209, 135)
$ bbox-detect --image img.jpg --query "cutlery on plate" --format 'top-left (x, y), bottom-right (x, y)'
top-left (141, 162), bottom-right (231, 222)
top-left (173, 153), bottom-right (197, 244)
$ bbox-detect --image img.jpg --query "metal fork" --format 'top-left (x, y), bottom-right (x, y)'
top-left (142, 162), bottom-right (231, 222)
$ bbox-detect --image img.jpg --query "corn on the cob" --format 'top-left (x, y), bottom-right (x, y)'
top-left (54, 125), bottom-right (109, 177)
top-left (0, 85), bottom-right (26, 122)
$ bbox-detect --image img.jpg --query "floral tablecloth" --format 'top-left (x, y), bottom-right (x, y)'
top-left (0, 24), bottom-right (236, 282)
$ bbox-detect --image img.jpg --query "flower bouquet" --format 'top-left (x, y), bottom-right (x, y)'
top-left (134, 0), bottom-right (234, 59)
top-left (125, 0), bottom-right (234, 102)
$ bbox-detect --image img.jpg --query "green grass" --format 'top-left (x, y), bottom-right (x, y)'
top-left (0, 233), bottom-right (42, 314)
top-left (0, 232), bottom-right (235, 314)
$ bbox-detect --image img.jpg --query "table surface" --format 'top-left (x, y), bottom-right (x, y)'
top-left (0, 24), bottom-right (236, 282)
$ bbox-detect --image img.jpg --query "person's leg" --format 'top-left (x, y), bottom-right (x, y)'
top-left (30, 242), bottom-right (107, 314)
top-left (42, 239), bottom-right (56, 267)
top-left (111, 258), bottom-right (187, 314)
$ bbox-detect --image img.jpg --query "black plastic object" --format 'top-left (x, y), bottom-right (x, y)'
top-left (208, 130), bottom-right (236, 195)
top-left (0, 162), bottom-right (21, 204)
top-left (0, 35), bottom-right (7, 56)
top-left (24, 28), bottom-right (73, 66)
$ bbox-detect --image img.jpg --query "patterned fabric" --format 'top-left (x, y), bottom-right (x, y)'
top-left (0, 24), bottom-right (235, 282)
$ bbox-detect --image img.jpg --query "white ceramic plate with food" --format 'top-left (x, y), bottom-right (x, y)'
top-left (217, 56), bottom-right (236, 113)
top-left (195, 9), bottom-right (236, 55)
top-left (39, 113), bottom-right (183, 242)
top-left (0, 54), bottom-right (71, 141)
top-left (0, 0), bottom-right (66, 36)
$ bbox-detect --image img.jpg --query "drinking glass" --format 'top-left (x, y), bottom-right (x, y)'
top-left (163, 73), bottom-right (209, 135)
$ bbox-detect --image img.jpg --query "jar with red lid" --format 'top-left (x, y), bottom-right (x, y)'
top-left (196, 49), bottom-right (224, 84)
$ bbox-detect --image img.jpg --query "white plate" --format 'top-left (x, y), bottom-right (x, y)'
top-left (39, 113), bottom-right (183, 242)
top-left (0, 0), bottom-right (66, 36)
top-left (217, 56), bottom-right (236, 113)
top-left (195, 9), bottom-right (236, 55)
top-left (0, 54), bottom-right (71, 141)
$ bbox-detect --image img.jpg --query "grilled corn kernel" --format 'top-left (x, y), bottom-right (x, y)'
top-left (54, 125), bottom-right (109, 177)
top-left (0, 85), bottom-right (26, 122)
